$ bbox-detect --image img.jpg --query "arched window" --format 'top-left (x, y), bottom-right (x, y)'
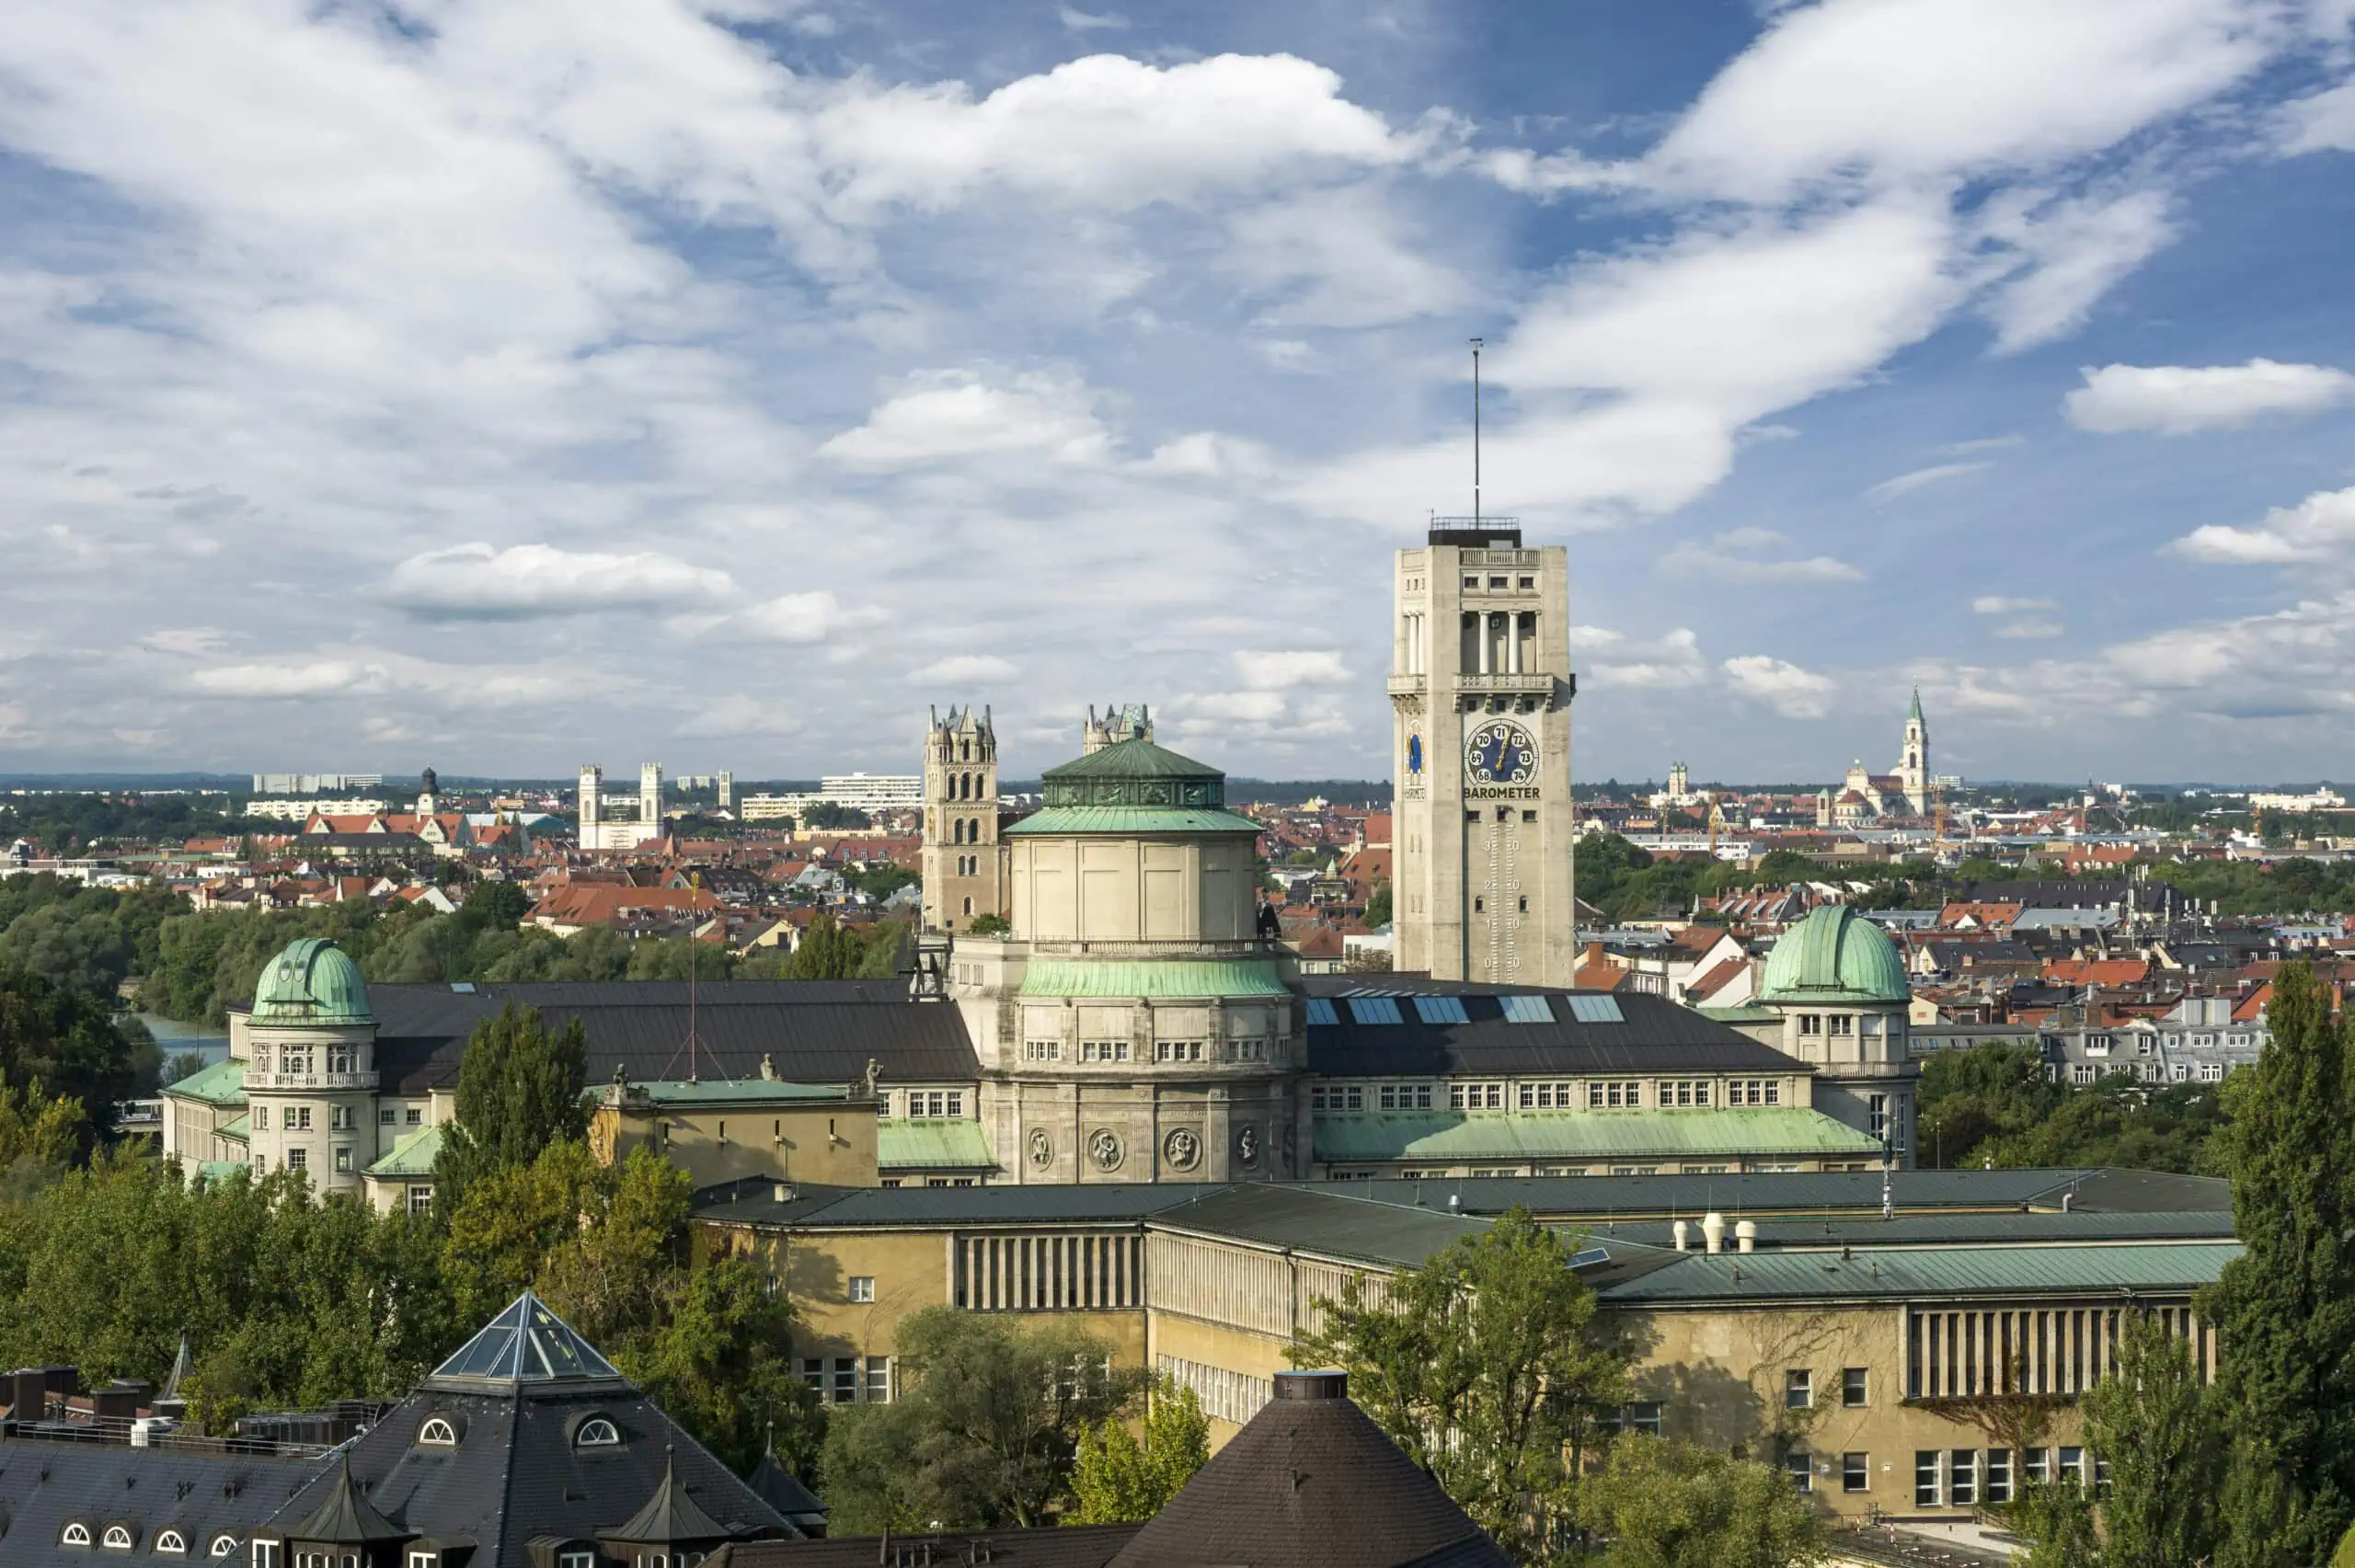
top-left (103, 1524), bottom-right (134, 1549)
top-left (156, 1531), bottom-right (189, 1555)
top-left (209, 1537), bottom-right (240, 1559)
top-left (576, 1417), bottom-right (621, 1448)
top-left (962, 898), bottom-right (973, 916)
top-left (63, 1523), bottom-right (93, 1546)
top-left (418, 1415), bottom-right (458, 1447)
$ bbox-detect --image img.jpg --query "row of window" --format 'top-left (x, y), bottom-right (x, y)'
top-left (377, 1105), bottom-right (426, 1127)
top-left (249, 1147), bottom-right (357, 1173)
top-left (1309, 1080), bottom-right (1786, 1113)
top-left (895, 1091), bottom-right (967, 1118)
top-left (1157, 1353), bottom-right (1273, 1426)
top-left (1794, 1014), bottom-right (1863, 1036)
top-left (54, 1522), bottom-right (238, 1554)
top-left (1784, 1368), bottom-right (1872, 1409)
top-left (248, 1047), bottom-right (361, 1073)
top-left (1901, 1447), bottom-right (2099, 1506)
top-left (800, 1356), bottom-right (893, 1404)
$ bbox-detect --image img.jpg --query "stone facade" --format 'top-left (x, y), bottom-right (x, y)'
top-left (1389, 520), bottom-right (1580, 987)
top-left (921, 704), bottom-right (1008, 933)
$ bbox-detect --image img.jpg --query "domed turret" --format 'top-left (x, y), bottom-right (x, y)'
top-left (1758, 906), bottom-right (1908, 1005)
top-left (252, 937), bottom-right (373, 1025)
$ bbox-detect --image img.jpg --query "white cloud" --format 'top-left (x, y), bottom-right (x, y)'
top-left (677, 694), bottom-right (802, 738)
top-left (1058, 6), bottom-right (1129, 30)
top-left (1660, 544), bottom-right (1865, 583)
top-left (1218, 186), bottom-right (1468, 328)
top-left (1865, 462), bottom-right (1990, 504)
top-left (1722, 654), bottom-right (1835, 718)
top-left (2065, 359), bottom-right (2355, 433)
top-left (190, 660), bottom-right (375, 699)
top-left (1973, 595), bottom-right (2057, 613)
top-left (1711, 526), bottom-right (1786, 551)
top-left (141, 626), bottom-right (229, 657)
top-left (1981, 187), bottom-right (2177, 351)
top-left (1587, 628), bottom-right (1708, 690)
top-left (1233, 649), bottom-right (1350, 690)
top-left (2167, 486), bottom-right (2355, 564)
top-left (1994, 619), bottom-right (2066, 638)
top-left (821, 371), bottom-right (1112, 470)
top-left (386, 544), bottom-right (735, 618)
top-left (1639, 0), bottom-right (2282, 201)
top-left (728, 591), bottom-right (879, 645)
top-left (2279, 76), bottom-right (2355, 153)
top-left (1943, 434), bottom-right (2026, 455)
top-left (910, 654), bottom-right (1020, 685)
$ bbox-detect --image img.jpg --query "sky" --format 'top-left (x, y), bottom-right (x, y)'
top-left (3, 0), bottom-right (2355, 786)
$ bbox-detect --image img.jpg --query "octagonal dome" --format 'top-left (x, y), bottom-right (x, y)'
top-left (1757, 905), bottom-right (1909, 1005)
top-left (251, 937), bottom-right (373, 1025)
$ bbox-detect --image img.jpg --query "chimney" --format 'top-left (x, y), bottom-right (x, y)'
top-left (1735, 1219), bottom-right (1757, 1254)
top-left (1274, 1369), bottom-right (1349, 1402)
top-left (1671, 1219), bottom-right (1690, 1253)
top-left (1701, 1211), bottom-right (1727, 1254)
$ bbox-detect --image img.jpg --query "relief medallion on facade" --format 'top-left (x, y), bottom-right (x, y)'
top-left (1087, 1127), bottom-right (1124, 1172)
top-left (1027, 1128), bottom-right (1053, 1168)
top-left (1164, 1127), bottom-right (1200, 1171)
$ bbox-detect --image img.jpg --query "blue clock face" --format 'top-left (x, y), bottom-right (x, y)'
top-left (1465, 718), bottom-right (1538, 784)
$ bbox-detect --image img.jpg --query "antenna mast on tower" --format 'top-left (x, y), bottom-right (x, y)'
top-left (1470, 338), bottom-right (1484, 525)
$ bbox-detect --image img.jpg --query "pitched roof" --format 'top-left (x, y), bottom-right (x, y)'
top-left (426, 1293), bottom-right (625, 1388)
top-left (1104, 1370), bottom-right (1511, 1568)
top-left (606, 1448), bottom-right (732, 1545)
top-left (1302, 988), bottom-right (1798, 1078)
top-left (284, 1452), bottom-right (408, 1545)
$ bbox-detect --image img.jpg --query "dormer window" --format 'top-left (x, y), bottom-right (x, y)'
top-left (209, 1535), bottom-right (240, 1558)
top-left (157, 1531), bottom-right (189, 1555)
top-left (575, 1416), bottom-right (621, 1448)
top-left (63, 1521), bottom-right (94, 1547)
top-left (103, 1523), bottom-right (136, 1550)
top-left (418, 1415), bottom-right (459, 1447)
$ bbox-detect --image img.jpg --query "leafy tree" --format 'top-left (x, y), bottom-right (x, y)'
top-left (1068, 1375), bottom-right (1210, 1524)
top-left (1363, 883), bottom-right (1392, 927)
top-left (2205, 962), bottom-right (2355, 1568)
top-left (1571, 1436), bottom-right (1824, 1568)
top-left (1292, 1208), bottom-right (1628, 1562)
top-left (801, 802), bottom-right (872, 830)
top-left (2008, 1475), bottom-right (2102, 1568)
top-left (787, 914), bottom-right (862, 980)
top-left (2078, 1310), bottom-right (2224, 1568)
top-left (821, 1307), bottom-right (1145, 1531)
top-left (160, 1049), bottom-right (211, 1087)
top-left (630, 1253), bottom-right (823, 1476)
top-left (0, 965), bottom-right (140, 1147)
top-left (0, 1070), bottom-right (87, 1172)
top-left (431, 1003), bottom-right (589, 1217)
top-left (966, 913), bottom-right (1012, 937)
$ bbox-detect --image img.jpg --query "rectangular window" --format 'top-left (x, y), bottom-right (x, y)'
top-left (2025, 1448), bottom-right (2050, 1485)
top-left (865, 1356), bottom-right (891, 1402)
top-left (833, 1357), bottom-right (859, 1404)
top-left (1765, 1082), bottom-right (1781, 1105)
top-left (559, 1553), bottom-right (595, 1568)
top-left (1786, 1451), bottom-right (1812, 1494)
top-left (1830, 1014), bottom-right (1855, 1036)
top-left (1588, 1082), bottom-right (1604, 1108)
top-left (1949, 1450), bottom-right (1977, 1507)
top-left (408, 1185), bottom-right (432, 1216)
top-left (1620, 1402), bottom-right (1662, 1436)
top-left (404, 1108), bottom-right (421, 1126)
top-left (1843, 1452), bottom-right (1869, 1493)
top-left (848, 1276), bottom-right (876, 1303)
top-left (1383, 1084), bottom-right (1401, 1110)
top-left (1799, 1014), bottom-right (1822, 1036)
top-left (1916, 1451), bottom-right (1942, 1507)
top-left (1786, 1369), bottom-right (1812, 1410)
top-left (2060, 1447), bottom-right (2085, 1488)
top-left (1693, 1081), bottom-right (1711, 1106)
top-left (285, 1147), bottom-right (307, 1170)
top-left (1843, 1367), bottom-right (1868, 1407)
top-left (800, 1356), bottom-right (823, 1391)
top-left (254, 1105), bottom-right (270, 1130)
top-left (333, 1147), bottom-right (352, 1173)
top-left (295, 1106), bottom-right (313, 1130)
top-left (1517, 1083), bottom-right (1533, 1109)
top-left (1869, 1093), bottom-right (1889, 1139)
top-left (1986, 1448), bottom-right (2013, 1505)
top-left (379, 1108), bottom-right (396, 1126)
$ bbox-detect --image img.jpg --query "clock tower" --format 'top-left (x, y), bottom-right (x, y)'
top-left (1390, 517), bottom-right (1578, 985)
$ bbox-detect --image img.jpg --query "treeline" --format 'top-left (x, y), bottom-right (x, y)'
top-left (1580, 837), bottom-right (1937, 924)
top-left (0, 793), bottom-right (250, 851)
top-left (1915, 1040), bottom-right (2234, 1173)
top-left (0, 876), bottom-right (182, 1130)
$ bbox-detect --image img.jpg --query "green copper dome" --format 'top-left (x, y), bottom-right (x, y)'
top-left (1757, 906), bottom-right (1909, 1005)
top-left (251, 937), bottom-right (373, 1025)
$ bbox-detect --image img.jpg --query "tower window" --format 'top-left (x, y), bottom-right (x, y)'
top-left (1518, 897), bottom-right (1528, 912)
top-left (1522, 809), bottom-right (1537, 822)
top-left (1473, 898), bottom-right (1484, 912)
top-left (1463, 576), bottom-right (1478, 589)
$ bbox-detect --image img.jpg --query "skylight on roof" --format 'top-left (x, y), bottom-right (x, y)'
top-left (1500, 995), bottom-right (1556, 1024)
top-left (430, 1292), bottom-right (621, 1383)
top-left (1412, 995), bottom-right (1469, 1025)
top-left (1346, 997), bottom-right (1404, 1025)
top-left (1305, 998), bottom-right (1338, 1027)
top-left (1566, 995), bottom-right (1626, 1024)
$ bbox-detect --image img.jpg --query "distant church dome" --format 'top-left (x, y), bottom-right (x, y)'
top-left (1758, 906), bottom-right (1909, 1005)
top-left (252, 937), bottom-right (373, 1025)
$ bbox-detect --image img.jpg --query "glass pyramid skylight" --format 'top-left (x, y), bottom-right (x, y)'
top-left (430, 1290), bottom-right (623, 1383)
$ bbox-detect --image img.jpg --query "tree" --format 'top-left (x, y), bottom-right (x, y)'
top-left (0, 1070), bottom-right (87, 1172)
top-left (966, 913), bottom-right (1012, 937)
top-left (1363, 883), bottom-right (1393, 927)
top-left (2206, 962), bottom-right (2355, 1568)
top-left (1572, 1436), bottom-right (1824, 1568)
top-left (159, 1049), bottom-right (210, 1087)
top-left (821, 1307), bottom-right (1145, 1531)
top-left (1067, 1375), bottom-right (1210, 1524)
top-left (1292, 1208), bottom-right (1629, 1561)
top-left (2078, 1310), bottom-right (2223, 1568)
top-left (0, 965), bottom-right (140, 1148)
top-left (431, 1003), bottom-right (589, 1217)
top-left (628, 1252), bottom-right (822, 1476)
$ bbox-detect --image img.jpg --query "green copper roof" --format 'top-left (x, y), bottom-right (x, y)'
top-left (1005, 806), bottom-right (1265, 836)
top-left (1600, 1242), bottom-right (2239, 1304)
top-left (1038, 738), bottom-right (1228, 811)
top-left (878, 1117), bottom-right (998, 1171)
top-left (215, 1112), bottom-right (250, 1143)
top-left (366, 1123), bottom-right (443, 1177)
top-left (1696, 1005), bottom-right (1781, 1024)
top-left (1019, 958), bottom-right (1292, 999)
top-left (1909, 685), bottom-right (1925, 725)
top-left (161, 1057), bottom-right (247, 1106)
top-left (252, 937), bottom-right (373, 1025)
top-left (1312, 1107), bottom-right (1884, 1164)
top-left (1757, 905), bottom-right (1910, 1005)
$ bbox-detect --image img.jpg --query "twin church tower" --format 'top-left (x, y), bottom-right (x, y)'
top-left (921, 517), bottom-right (1580, 987)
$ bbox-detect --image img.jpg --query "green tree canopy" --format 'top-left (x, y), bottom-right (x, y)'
top-left (2078, 1309), bottom-right (2224, 1568)
top-left (1292, 1208), bottom-right (1629, 1561)
top-left (1571, 1436), bottom-right (1824, 1568)
top-left (1067, 1375), bottom-right (1210, 1525)
top-left (431, 1002), bottom-right (589, 1216)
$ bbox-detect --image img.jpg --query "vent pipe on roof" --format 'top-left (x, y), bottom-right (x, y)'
top-left (1671, 1219), bottom-right (1690, 1253)
top-left (1701, 1211), bottom-right (1727, 1254)
top-left (1735, 1219), bottom-right (1757, 1254)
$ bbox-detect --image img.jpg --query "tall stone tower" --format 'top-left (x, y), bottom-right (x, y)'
top-left (579, 766), bottom-right (604, 850)
top-left (639, 763), bottom-right (663, 840)
top-left (1895, 688), bottom-right (1929, 816)
top-left (1391, 517), bottom-right (1578, 986)
top-left (1082, 704), bottom-right (1153, 754)
top-left (1667, 761), bottom-right (1689, 801)
top-left (923, 705), bottom-right (1006, 933)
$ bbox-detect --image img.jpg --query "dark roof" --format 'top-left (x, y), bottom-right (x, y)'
top-left (1105, 1373), bottom-right (1511, 1568)
top-left (0, 1436), bottom-right (318, 1567)
top-left (743, 1441), bottom-right (826, 1527)
top-left (1327, 1168), bottom-right (2199, 1219)
top-left (708, 1524), bottom-right (1144, 1568)
top-left (1577, 1209), bottom-right (2237, 1252)
top-left (607, 1449), bottom-right (732, 1545)
top-left (285, 1452), bottom-right (408, 1545)
top-left (696, 1183), bottom-right (1233, 1230)
top-left (1304, 988), bottom-right (1800, 1078)
top-left (1143, 1185), bottom-right (1495, 1269)
top-left (369, 981), bottom-right (979, 1094)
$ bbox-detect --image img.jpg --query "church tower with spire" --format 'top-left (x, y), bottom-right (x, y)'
top-left (1896, 688), bottom-right (1929, 817)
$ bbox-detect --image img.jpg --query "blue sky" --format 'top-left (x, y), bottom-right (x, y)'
top-left (3, 0), bottom-right (2354, 784)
